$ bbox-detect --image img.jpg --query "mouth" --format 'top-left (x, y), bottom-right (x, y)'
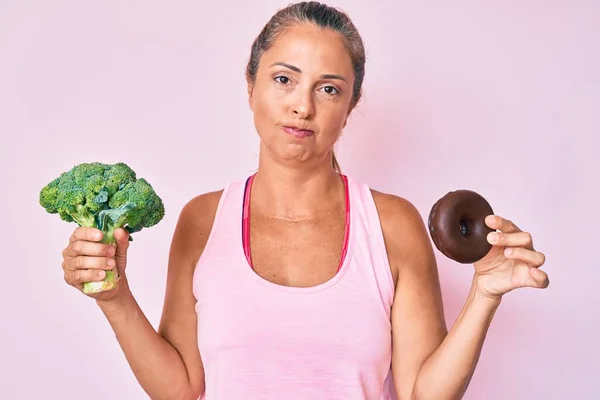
top-left (282, 125), bottom-right (315, 139)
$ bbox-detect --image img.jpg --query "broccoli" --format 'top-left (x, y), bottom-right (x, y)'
top-left (39, 162), bottom-right (165, 294)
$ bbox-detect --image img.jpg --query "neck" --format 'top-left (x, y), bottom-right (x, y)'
top-left (251, 151), bottom-right (344, 220)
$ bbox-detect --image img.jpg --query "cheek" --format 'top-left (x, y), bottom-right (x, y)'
top-left (313, 106), bottom-right (349, 146)
top-left (252, 90), bottom-right (283, 141)
top-left (253, 88), bottom-right (282, 122)
top-left (320, 105), bottom-right (348, 132)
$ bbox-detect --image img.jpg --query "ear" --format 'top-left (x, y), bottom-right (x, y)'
top-left (247, 81), bottom-right (255, 111)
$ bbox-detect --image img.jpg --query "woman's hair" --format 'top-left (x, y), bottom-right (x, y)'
top-left (246, 1), bottom-right (366, 173)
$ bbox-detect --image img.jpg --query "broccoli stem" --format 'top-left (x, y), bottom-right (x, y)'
top-left (70, 205), bottom-right (96, 228)
top-left (99, 224), bottom-right (117, 245)
top-left (82, 269), bottom-right (119, 294)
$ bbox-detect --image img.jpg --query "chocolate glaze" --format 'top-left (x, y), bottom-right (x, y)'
top-left (428, 190), bottom-right (494, 264)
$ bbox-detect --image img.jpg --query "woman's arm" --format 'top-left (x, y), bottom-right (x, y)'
top-left (97, 191), bottom-right (222, 400)
top-left (375, 192), bottom-right (498, 400)
top-left (97, 280), bottom-right (199, 400)
top-left (410, 279), bottom-right (500, 399)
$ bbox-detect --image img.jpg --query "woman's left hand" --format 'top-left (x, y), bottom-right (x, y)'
top-left (473, 215), bottom-right (549, 300)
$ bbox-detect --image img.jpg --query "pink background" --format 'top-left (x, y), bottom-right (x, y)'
top-left (1, 1), bottom-right (598, 399)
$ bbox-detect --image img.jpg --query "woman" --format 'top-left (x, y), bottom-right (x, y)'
top-left (60, 2), bottom-right (549, 399)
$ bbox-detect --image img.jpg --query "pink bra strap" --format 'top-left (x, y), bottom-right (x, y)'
top-left (242, 173), bottom-right (256, 267)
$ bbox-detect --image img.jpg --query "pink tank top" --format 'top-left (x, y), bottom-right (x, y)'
top-left (193, 174), bottom-right (396, 399)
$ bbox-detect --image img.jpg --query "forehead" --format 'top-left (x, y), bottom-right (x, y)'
top-left (262, 23), bottom-right (354, 76)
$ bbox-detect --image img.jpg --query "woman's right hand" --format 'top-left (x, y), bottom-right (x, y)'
top-left (61, 226), bottom-right (131, 303)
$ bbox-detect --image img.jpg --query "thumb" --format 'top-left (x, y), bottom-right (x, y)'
top-left (529, 266), bottom-right (550, 289)
top-left (113, 228), bottom-right (130, 258)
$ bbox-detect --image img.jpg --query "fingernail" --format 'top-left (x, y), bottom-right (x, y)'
top-left (488, 232), bottom-right (497, 242)
top-left (504, 248), bottom-right (513, 256)
top-left (97, 270), bottom-right (106, 278)
top-left (107, 259), bottom-right (116, 267)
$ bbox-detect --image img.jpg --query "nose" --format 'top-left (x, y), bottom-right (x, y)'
top-left (291, 88), bottom-right (315, 119)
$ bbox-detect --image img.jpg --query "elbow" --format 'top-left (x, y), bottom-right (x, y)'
top-left (408, 384), bottom-right (467, 400)
top-left (399, 365), bottom-right (467, 400)
top-left (150, 381), bottom-right (203, 400)
top-left (172, 384), bottom-right (204, 400)
top-left (156, 391), bottom-right (198, 400)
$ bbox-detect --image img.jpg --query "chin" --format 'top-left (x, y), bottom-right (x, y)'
top-left (262, 139), bottom-right (311, 164)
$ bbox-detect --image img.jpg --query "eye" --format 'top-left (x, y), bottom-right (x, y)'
top-left (274, 76), bottom-right (290, 85)
top-left (322, 85), bottom-right (339, 95)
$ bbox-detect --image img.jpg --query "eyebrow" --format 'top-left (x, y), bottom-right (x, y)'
top-left (271, 62), bottom-right (347, 82)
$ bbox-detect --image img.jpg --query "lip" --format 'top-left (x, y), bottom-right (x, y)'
top-left (283, 125), bottom-right (314, 139)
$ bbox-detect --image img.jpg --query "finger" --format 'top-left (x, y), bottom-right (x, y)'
top-left (529, 266), bottom-right (550, 288)
top-left (62, 256), bottom-right (116, 272)
top-left (485, 215), bottom-right (521, 233)
top-left (64, 240), bottom-right (116, 259)
top-left (64, 269), bottom-right (108, 288)
top-left (114, 228), bottom-right (130, 258)
top-left (487, 231), bottom-right (534, 249)
top-left (513, 263), bottom-right (549, 289)
top-left (504, 247), bottom-right (546, 267)
top-left (69, 227), bottom-right (103, 244)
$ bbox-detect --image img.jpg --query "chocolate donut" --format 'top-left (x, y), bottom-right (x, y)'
top-left (428, 190), bottom-right (494, 264)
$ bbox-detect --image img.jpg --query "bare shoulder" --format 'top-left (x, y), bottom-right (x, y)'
top-left (174, 189), bottom-right (224, 261)
top-left (370, 189), bottom-right (435, 283)
top-left (370, 189), bottom-right (425, 233)
top-left (164, 188), bottom-right (224, 280)
top-left (182, 189), bottom-right (224, 225)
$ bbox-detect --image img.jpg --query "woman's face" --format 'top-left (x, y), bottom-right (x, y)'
top-left (248, 23), bottom-right (356, 169)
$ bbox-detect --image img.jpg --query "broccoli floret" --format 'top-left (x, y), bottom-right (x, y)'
top-left (39, 162), bottom-right (165, 294)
